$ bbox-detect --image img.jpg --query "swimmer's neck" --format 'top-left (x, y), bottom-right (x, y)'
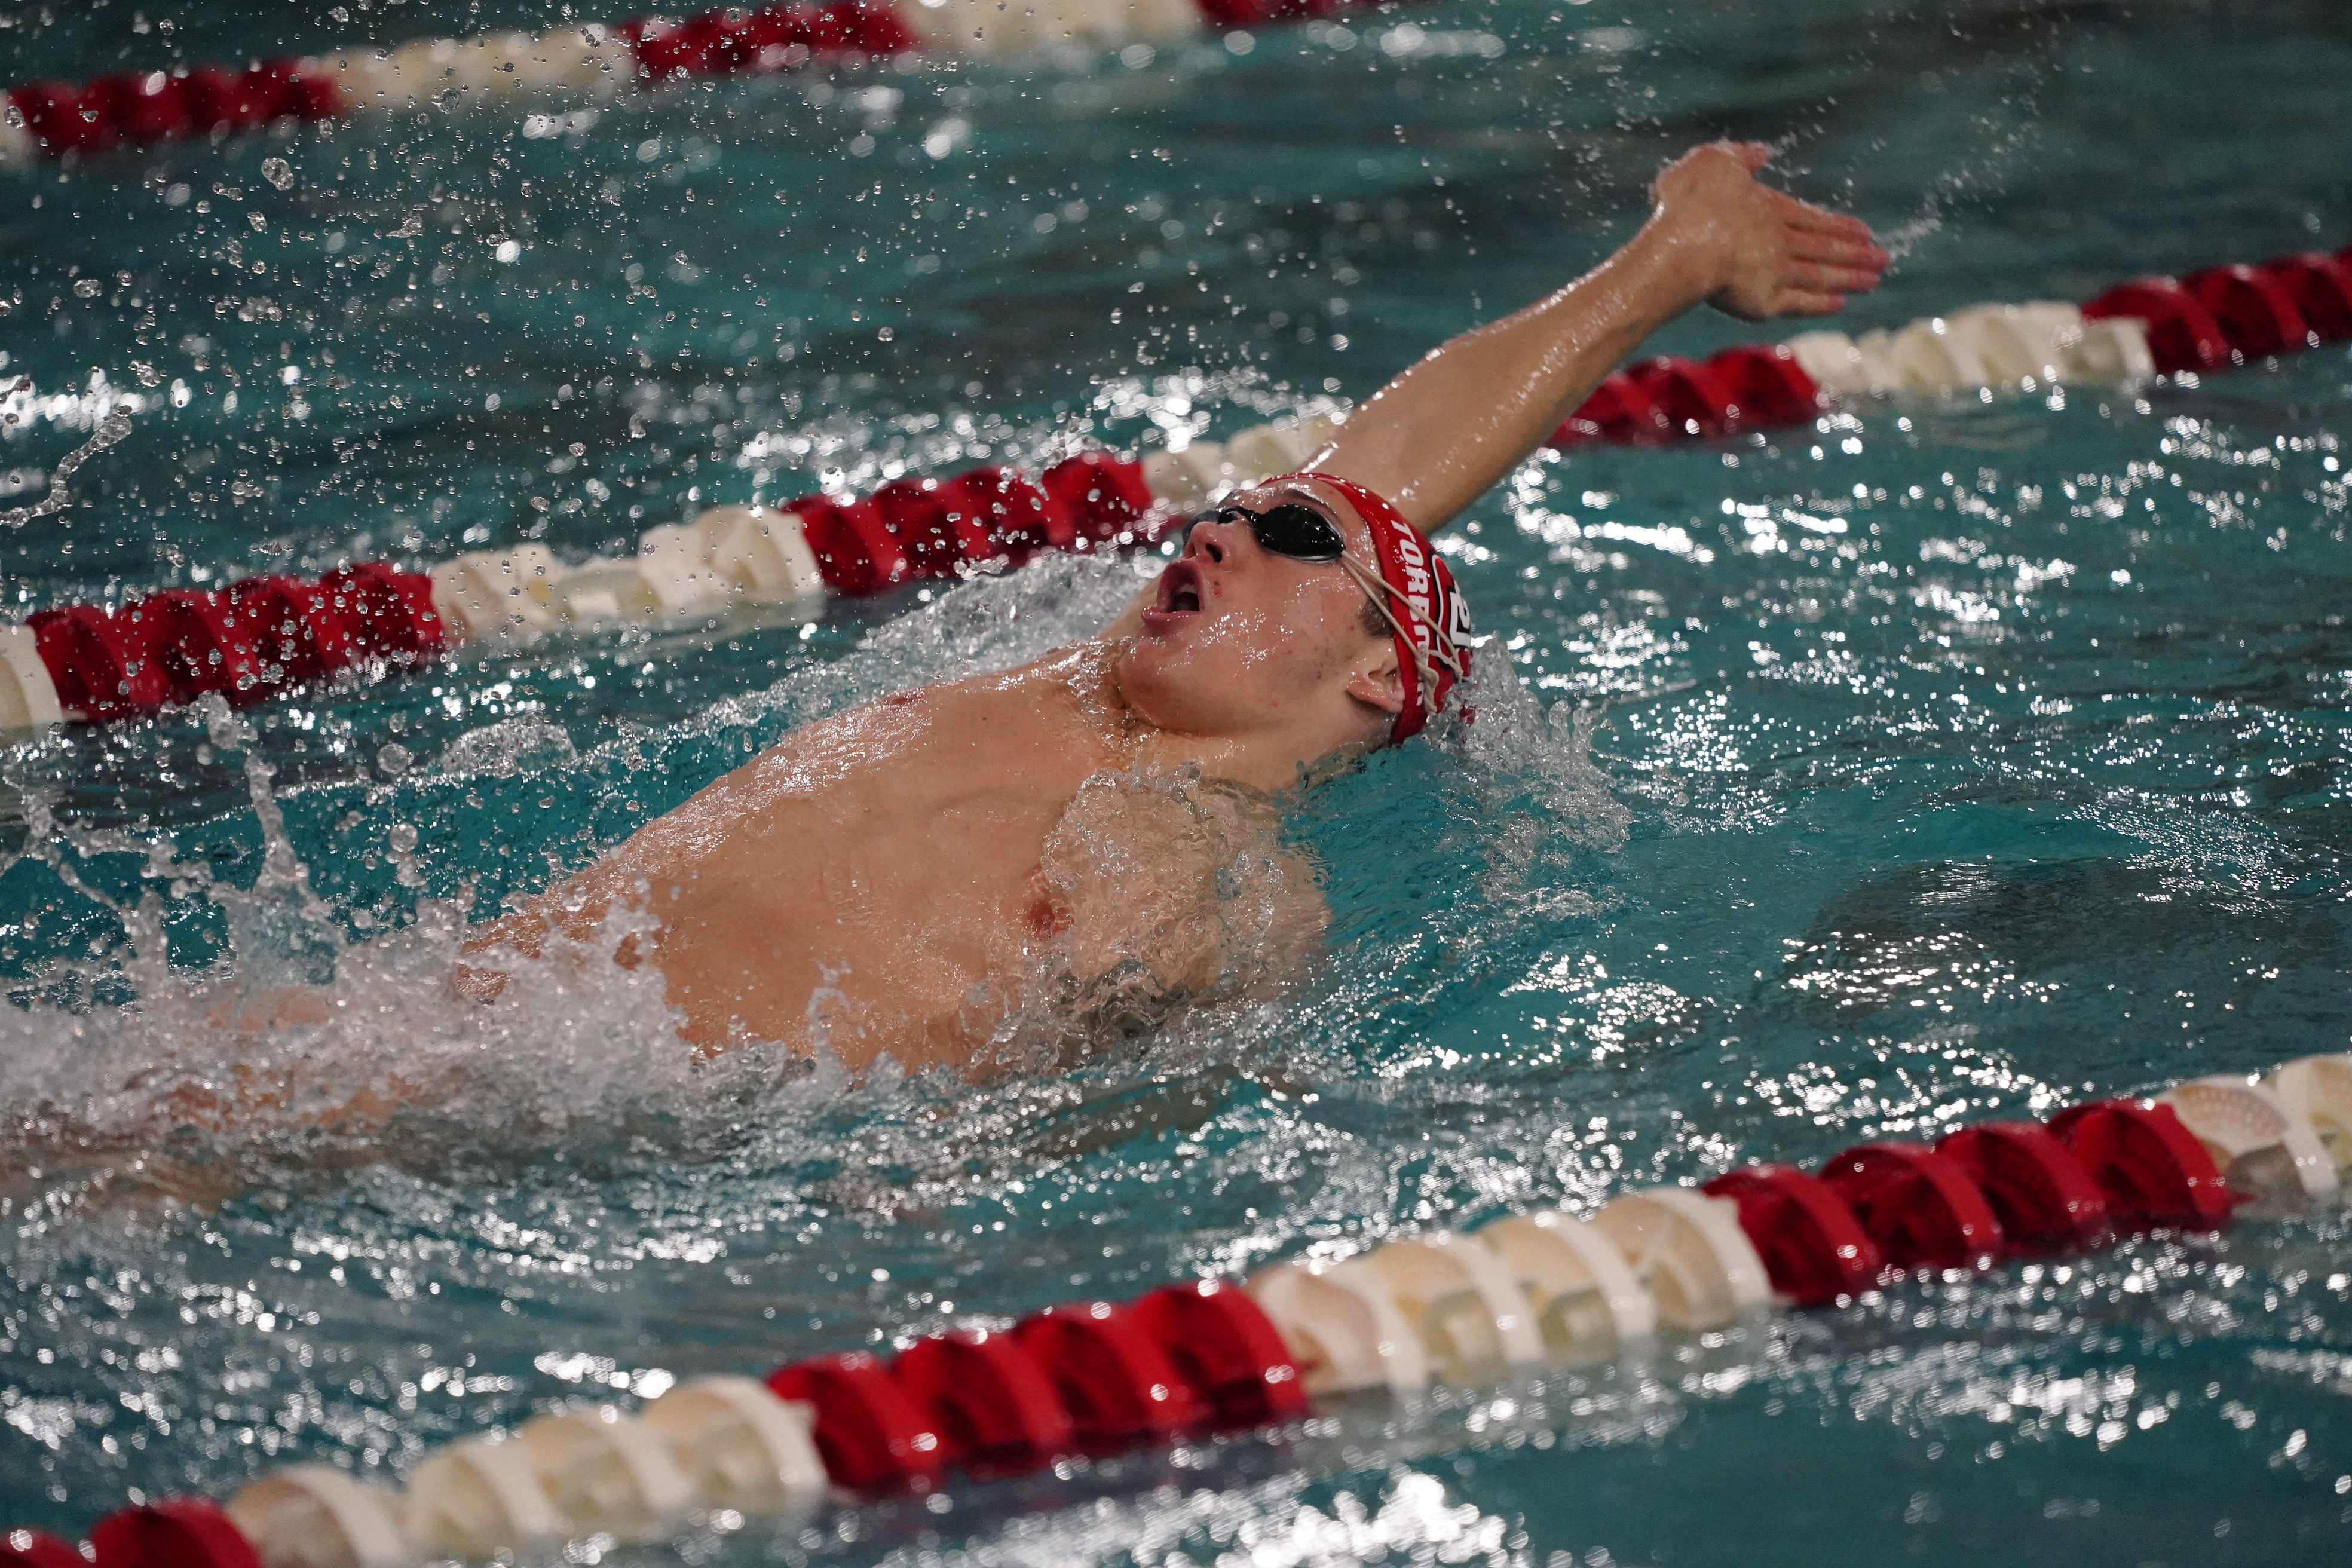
top-left (1079, 637), bottom-right (1370, 797)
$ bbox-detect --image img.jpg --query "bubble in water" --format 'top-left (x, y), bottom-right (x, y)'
top-left (261, 156), bottom-right (294, 191)
top-left (376, 742), bottom-right (413, 778)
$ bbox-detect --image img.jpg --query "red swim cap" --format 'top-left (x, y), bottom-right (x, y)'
top-left (1279, 473), bottom-right (1473, 745)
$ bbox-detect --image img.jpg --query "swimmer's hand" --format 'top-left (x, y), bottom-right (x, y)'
top-left (1646, 141), bottom-right (1889, 320)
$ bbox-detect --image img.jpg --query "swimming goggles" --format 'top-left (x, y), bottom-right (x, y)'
top-left (1186, 501), bottom-right (1468, 694)
top-left (1184, 502), bottom-right (1348, 562)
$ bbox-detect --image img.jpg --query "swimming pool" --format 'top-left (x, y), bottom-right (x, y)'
top-left (4, 0), bottom-right (2351, 1560)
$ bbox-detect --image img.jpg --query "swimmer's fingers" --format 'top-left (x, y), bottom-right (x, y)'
top-left (1785, 220), bottom-right (1887, 267)
top-left (1776, 199), bottom-right (1887, 300)
top-left (1785, 200), bottom-right (1878, 244)
top-left (1714, 275), bottom-right (1852, 321)
top-left (1782, 256), bottom-right (1886, 297)
top-left (1787, 239), bottom-right (1888, 281)
top-left (1770, 289), bottom-right (1851, 317)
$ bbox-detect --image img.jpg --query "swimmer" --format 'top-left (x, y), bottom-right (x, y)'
top-left (443, 142), bottom-right (1888, 1073)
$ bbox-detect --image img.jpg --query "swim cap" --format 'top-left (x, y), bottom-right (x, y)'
top-left (1278, 473), bottom-right (1473, 745)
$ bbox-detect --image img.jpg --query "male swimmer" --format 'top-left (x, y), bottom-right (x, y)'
top-left (449, 142), bottom-right (1888, 1074)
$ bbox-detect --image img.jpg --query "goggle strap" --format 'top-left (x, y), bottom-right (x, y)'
top-left (1337, 553), bottom-right (1465, 699)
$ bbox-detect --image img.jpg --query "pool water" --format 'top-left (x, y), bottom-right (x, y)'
top-left (4, 0), bottom-right (2352, 1561)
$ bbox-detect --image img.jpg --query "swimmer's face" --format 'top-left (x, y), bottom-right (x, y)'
top-left (1114, 477), bottom-right (1405, 758)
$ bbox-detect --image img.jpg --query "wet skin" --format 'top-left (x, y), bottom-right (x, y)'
top-left (457, 479), bottom-right (1396, 1072)
top-left (4, 142), bottom-right (1880, 1193)
top-left (455, 142), bottom-right (1889, 1073)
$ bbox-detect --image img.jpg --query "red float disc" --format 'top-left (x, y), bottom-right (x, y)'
top-left (2048, 1099), bottom-right (2235, 1232)
top-left (1552, 372), bottom-right (1671, 446)
top-left (2183, 264), bottom-right (2311, 358)
top-left (176, 67), bottom-right (247, 136)
top-left (226, 575), bottom-right (362, 687)
top-left (137, 589), bottom-right (270, 706)
top-left (89, 1499), bottom-right (259, 1568)
top-left (278, 63), bottom-right (347, 122)
top-left (1128, 1278), bottom-right (1307, 1429)
top-left (2253, 252), bottom-right (2352, 343)
top-left (240, 60), bottom-right (316, 124)
top-left (314, 564), bottom-right (448, 659)
top-left (182, 63), bottom-right (283, 134)
top-left (790, 494), bottom-right (910, 596)
top-left (823, 1), bottom-right (919, 54)
top-left (892, 1327), bottom-right (1074, 1472)
top-left (1015, 1300), bottom-right (1205, 1450)
top-left (81, 75), bottom-right (148, 145)
top-left (739, 7), bottom-right (815, 69)
top-left (691, 12), bottom-right (760, 74)
top-left (1701, 1163), bottom-right (1883, 1304)
top-left (1817, 1141), bottom-right (2004, 1272)
top-left (10, 82), bottom-right (106, 155)
top-left (1194, 0), bottom-right (1275, 26)
top-left (871, 478), bottom-right (966, 580)
top-left (111, 71), bottom-right (197, 143)
top-left (632, 17), bottom-right (723, 81)
top-left (1625, 357), bottom-right (1739, 441)
top-left (1934, 1120), bottom-right (2109, 1252)
top-left (27, 605), bottom-right (170, 722)
top-left (2081, 280), bottom-right (2229, 375)
top-left (1041, 454), bottom-right (1153, 544)
top-left (803, 3), bottom-right (856, 51)
top-left (767, 1351), bottom-right (947, 1491)
top-left (944, 466), bottom-right (1075, 562)
top-left (1704, 344), bottom-right (1823, 429)
top-left (1, 1529), bottom-right (88, 1568)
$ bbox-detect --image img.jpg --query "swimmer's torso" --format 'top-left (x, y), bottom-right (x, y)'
top-left (459, 641), bottom-right (1325, 1070)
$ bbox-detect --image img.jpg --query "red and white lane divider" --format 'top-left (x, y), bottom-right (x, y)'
top-left (1549, 241), bottom-right (2352, 448)
top-left (5, 1049), bottom-right (2347, 1566)
top-left (4, 237), bottom-right (2345, 734)
top-left (0, 0), bottom-right (1386, 164)
top-left (0, 414), bottom-right (1337, 731)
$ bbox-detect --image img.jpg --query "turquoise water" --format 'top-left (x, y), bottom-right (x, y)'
top-left (4, 0), bottom-right (2352, 1561)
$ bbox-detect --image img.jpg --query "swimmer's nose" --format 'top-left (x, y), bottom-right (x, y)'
top-left (1186, 517), bottom-right (1232, 564)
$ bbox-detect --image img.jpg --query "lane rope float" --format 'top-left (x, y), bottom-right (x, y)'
top-left (2, 238), bottom-right (2344, 735)
top-left (0, 0), bottom-right (1403, 166)
top-left (6, 1046), bottom-right (2348, 1566)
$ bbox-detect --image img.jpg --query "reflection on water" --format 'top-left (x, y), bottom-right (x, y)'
top-left (4, 0), bottom-right (2352, 1560)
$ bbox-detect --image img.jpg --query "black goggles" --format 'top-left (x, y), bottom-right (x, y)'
top-left (1184, 502), bottom-right (1348, 563)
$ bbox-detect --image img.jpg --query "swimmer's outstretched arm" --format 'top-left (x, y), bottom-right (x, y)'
top-left (1307, 142), bottom-right (1887, 532)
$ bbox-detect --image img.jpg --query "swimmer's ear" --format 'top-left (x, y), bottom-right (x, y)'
top-left (1345, 641), bottom-right (1406, 718)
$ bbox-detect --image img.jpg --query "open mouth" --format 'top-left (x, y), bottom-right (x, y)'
top-left (1154, 560), bottom-right (1204, 616)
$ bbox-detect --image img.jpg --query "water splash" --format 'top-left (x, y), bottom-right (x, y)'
top-left (0, 405), bottom-right (133, 530)
top-left (0, 545), bottom-right (1615, 1215)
